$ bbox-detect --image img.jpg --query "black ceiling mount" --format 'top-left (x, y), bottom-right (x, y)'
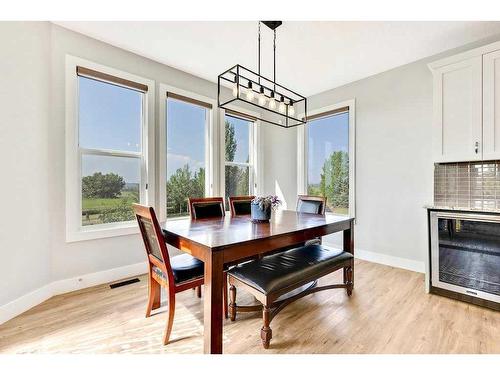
top-left (261, 21), bottom-right (282, 30)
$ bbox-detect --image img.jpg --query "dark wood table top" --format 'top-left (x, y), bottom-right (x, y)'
top-left (162, 210), bottom-right (354, 251)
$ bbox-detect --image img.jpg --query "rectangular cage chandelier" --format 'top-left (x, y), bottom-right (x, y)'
top-left (217, 21), bottom-right (307, 128)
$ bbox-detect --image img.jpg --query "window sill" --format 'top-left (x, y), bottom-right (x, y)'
top-left (66, 221), bottom-right (139, 242)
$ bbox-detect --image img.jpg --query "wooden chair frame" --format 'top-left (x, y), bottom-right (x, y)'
top-left (133, 204), bottom-right (228, 345)
top-left (228, 195), bottom-right (255, 217)
top-left (188, 197), bottom-right (225, 220)
top-left (296, 195), bottom-right (327, 215)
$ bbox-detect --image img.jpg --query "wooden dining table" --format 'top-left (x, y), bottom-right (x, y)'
top-left (162, 209), bottom-right (354, 354)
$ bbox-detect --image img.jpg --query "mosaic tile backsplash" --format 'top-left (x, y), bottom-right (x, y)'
top-left (434, 162), bottom-right (500, 211)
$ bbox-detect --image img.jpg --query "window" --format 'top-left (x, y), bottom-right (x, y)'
top-left (224, 112), bottom-right (255, 208)
top-left (66, 57), bottom-right (154, 241)
top-left (300, 101), bottom-right (355, 216)
top-left (165, 92), bottom-right (212, 218)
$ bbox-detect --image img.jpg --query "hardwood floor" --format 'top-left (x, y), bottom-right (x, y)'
top-left (0, 259), bottom-right (498, 354)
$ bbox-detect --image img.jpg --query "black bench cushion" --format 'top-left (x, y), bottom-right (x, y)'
top-left (153, 253), bottom-right (204, 283)
top-left (228, 245), bottom-right (353, 295)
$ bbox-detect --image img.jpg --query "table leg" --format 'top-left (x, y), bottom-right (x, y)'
top-left (343, 221), bottom-right (354, 287)
top-left (203, 251), bottom-right (224, 354)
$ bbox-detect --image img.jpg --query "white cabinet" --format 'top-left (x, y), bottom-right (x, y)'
top-left (431, 56), bottom-right (483, 163)
top-left (483, 49), bottom-right (500, 160)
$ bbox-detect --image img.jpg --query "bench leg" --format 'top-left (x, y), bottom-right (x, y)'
top-left (260, 306), bottom-right (272, 349)
top-left (229, 284), bottom-right (237, 321)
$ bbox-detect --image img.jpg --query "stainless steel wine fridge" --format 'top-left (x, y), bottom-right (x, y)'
top-left (429, 210), bottom-right (500, 309)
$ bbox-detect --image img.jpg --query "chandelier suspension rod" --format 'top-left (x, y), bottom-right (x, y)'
top-left (258, 22), bottom-right (261, 84)
top-left (273, 29), bottom-right (276, 92)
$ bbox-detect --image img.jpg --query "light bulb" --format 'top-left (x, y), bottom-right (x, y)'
top-left (289, 104), bottom-right (295, 116)
top-left (232, 84), bottom-right (238, 97)
top-left (269, 98), bottom-right (276, 110)
top-left (246, 88), bottom-right (255, 101)
top-left (258, 94), bottom-right (267, 106)
top-left (278, 101), bottom-right (286, 114)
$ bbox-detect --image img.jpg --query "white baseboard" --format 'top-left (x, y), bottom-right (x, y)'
top-left (0, 284), bottom-right (54, 326)
top-left (51, 261), bottom-right (148, 295)
top-left (354, 248), bottom-right (425, 273)
top-left (0, 261), bottom-right (148, 325)
top-left (322, 238), bottom-right (425, 273)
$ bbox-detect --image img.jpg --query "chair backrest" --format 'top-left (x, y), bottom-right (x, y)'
top-left (188, 197), bottom-right (225, 219)
top-left (296, 195), bottom-right (327, 215)
top-left (229, 195), bottom-right (255, 216)
top-left (133, 204), bottom-right (174, 282)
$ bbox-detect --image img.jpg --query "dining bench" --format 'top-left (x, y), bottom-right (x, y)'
top-left (227, 244), bottom-right (354, 349)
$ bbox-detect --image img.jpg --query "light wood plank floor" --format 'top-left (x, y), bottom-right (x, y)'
top-left (0, 259), bottom-right (498, 354)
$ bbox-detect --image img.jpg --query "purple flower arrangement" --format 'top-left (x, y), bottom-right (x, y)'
top-left (251, 195), bottom-right (282, 211)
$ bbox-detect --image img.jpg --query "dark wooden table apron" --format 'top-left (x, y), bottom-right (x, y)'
top-left (162, 210), bottom-right (355, 354)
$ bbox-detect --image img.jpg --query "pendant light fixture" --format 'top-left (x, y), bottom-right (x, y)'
top-left (218, 21), bottom-right (307, 128)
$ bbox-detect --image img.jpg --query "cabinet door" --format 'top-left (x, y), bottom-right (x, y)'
top-left (483, 50), bottom-right (500, 161)
top-left (432, 56), bottom-right (482, 162)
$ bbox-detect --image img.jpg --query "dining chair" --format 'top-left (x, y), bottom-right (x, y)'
top-left (188, 197), bottom-right (225, 219)
top-left (297, 195), bottom-right (327, 246)
top-left (228, 195), bottom-right (255, 216)
top-left (187, 197), bottom-right (230, 318)
top-left (296, 195), bottom-right (327, 215)
top-left (133, 204), bottom-right (228, 344)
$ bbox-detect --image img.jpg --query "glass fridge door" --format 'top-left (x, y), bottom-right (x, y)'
top-left (432, 213), bottom-right (500, 302)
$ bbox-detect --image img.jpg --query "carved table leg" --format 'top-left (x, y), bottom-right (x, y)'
top-left (260, 306), bottom-right (272, 349)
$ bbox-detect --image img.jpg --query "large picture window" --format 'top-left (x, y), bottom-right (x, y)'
top-left (78, 74), bottom-right (145, 226)
top-left (165, 93), bottom-right (211, 217)
top-left (301, 101), bottom-right (355, 216)
top-left (66, 57), bottom-right (154, 241)
top-left (224, 112), bottom-right (255, 208)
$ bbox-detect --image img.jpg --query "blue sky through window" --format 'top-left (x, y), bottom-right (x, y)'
top-left (308, 112), bottom-right (349, 185)
top-left (166, 98), bottom-right (207, 178)
top-left (79, 76), bottom-right (143, 183)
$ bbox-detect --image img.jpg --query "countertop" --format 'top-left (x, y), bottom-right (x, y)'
top-left (424, 205), bottom-right (500, 214)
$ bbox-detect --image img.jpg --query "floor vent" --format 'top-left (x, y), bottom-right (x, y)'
top-left (110, 278), bottom-right (140, 289)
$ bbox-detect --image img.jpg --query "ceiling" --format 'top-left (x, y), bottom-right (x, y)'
top-left (54, 21), bottom-right (500, 96)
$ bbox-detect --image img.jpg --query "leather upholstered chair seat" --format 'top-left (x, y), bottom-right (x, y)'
top-left (228, 245), bottom-right (353, 295)
top-left (153, 253), bottom-right (204, 284)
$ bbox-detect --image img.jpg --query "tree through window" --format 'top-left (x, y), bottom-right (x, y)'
top-left (307, 111), bottom-right (349, 215)
top-left (224, 114), bottom-right (253, 209)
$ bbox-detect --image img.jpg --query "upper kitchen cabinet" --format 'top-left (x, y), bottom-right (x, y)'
top-left (429, 41), bottom-right (500, 163)
top-left (483, 49), bottom-right (500, 160)
top-left (430, 56), bottom-right (483, 163)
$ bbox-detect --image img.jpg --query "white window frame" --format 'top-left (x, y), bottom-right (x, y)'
top-left (65, 55), bottom-right (155, 242)
top-left (159, 83), bottom-right (217, 222)
top-left (220, 108), bottom-right (263, 203)
top-left (297, 99), bottom-right (356, 217)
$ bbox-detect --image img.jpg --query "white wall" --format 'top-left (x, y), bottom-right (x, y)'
top-left (1, 22), bottom-right (228, 322)
top-left (293, 35), bottom-right (500, 272)
top-left (261, 125), bottom-right (298, 209)
top-left (0, 22), bottom-right (52, 306)
top-left (310, 60), bottom-right (433, 271)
